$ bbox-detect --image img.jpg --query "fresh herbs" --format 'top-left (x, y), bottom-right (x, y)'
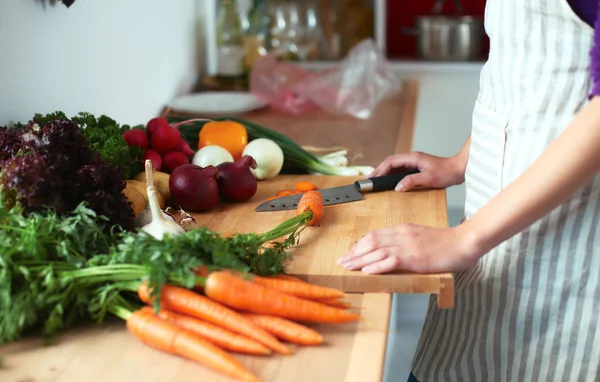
top-left (0, 196), bottom-right (309, 344)
top-left (0, 113), bottom-right (135, 230)
top-left (0, 200), bottom-right (124, 344)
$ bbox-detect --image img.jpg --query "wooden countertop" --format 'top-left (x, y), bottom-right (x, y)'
top-left (0, 294), bottom-right (391, 382)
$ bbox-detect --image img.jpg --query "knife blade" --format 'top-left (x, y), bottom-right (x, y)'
top-left (255, 170), bottom-right (419, 212)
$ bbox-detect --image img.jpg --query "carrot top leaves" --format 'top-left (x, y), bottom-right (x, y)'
top-left (0, 191), bottom-right (310, 345)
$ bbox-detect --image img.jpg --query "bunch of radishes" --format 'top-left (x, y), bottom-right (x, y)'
top-left (122, 117), bottom-right (195, 173)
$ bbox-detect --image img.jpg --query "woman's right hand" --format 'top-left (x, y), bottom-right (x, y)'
top-left (370, 151), bottom-right (467, 191)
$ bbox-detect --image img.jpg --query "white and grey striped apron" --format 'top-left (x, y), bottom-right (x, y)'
top-left (410, 0), bottom-right (600, 381)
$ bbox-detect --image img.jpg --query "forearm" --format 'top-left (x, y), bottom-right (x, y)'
top-left (450, 134), bottom-right (471, 183)
top-left (459, 98), bottom-right (600, 256)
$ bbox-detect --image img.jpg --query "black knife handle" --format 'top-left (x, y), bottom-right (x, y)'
top-left (355, 170), bottom-right (420, 192)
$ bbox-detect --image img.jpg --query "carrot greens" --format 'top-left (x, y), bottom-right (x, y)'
top-left (0, 192), bottom-right (312, 345)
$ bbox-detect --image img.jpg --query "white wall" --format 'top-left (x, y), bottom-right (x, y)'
top-left (0, 0), bottom-right (205, 127)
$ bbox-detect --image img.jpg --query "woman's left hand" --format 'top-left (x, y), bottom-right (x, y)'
top-left (337, 224), bottom-right (480, 274)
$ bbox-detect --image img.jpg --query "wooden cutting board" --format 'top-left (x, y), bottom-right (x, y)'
top-left (192, 175), bottom-right (454, 308)
top-left (0, 293), bottom-right (391, 382)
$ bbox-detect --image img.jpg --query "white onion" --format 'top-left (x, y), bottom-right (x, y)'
top-left (242, 138), bottom-right (284, 180)
top-left (192, 145), bottom-right (234, 168)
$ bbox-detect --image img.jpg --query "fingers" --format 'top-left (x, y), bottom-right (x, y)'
top-left (398, 172), bottom-right (432, 191)
top-left (369, 153), bottom-right (421, 177)
top-left (339, 248), bottom-right (404, 274)
top-left (362, 255), bottom-right (402, 274)
top-left (341, 249), bottom-right (390, 271)
top-left (337, 228), bottom-right (399, 265)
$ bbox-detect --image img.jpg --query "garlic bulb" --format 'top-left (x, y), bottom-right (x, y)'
top-left (133, 207), bottom-right (176, 228)
top-left (141, 160), bottom-right (185, 240)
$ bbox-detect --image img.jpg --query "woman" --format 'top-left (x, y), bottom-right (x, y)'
top-left (337, 1), bottom-right (600, 381)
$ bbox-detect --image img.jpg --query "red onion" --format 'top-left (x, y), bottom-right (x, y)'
top-left (216, 155), bottom-right (258, 202)
top-left (169, 164), bottom-right (219, 212)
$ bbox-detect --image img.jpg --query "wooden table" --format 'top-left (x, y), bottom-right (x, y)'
top-left (0, 294), bottom-right (391, 382)
top-left (0, 80), bottom-right (451, 382)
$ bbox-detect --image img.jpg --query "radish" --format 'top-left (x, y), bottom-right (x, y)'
top-left (151, 125), bottom-right (181, 153)
top-left (173, 138), bottom-right (195, 157)
top-left (143, 149), bottom-right (163, 171)
top-left (123, 129), bottom-right (149, 149)
top-left (162, 151), bottom-right (189, 173)
top-left (146, 117), bottom-right (170, 137)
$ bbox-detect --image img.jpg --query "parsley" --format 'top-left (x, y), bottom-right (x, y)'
top-left (0, 198), bottom-right (123, 344)
top-left (72, 112), bottom-right (144, 180)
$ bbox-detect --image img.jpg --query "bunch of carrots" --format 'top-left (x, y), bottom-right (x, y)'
top-left (111, 269), bottom-right (359, 382)
top-left (110, 190), bottom-right (332, 381)
top-left (2, 174), bottom-right (330, 382)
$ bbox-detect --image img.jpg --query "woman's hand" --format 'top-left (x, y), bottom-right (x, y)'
top-left (337, 224), bottom-right (480, 274)
top-left (370, 151), bottom-right (468, 192)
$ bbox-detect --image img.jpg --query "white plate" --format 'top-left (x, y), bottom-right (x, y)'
top-left (170, 92), bottom-right (268, 114)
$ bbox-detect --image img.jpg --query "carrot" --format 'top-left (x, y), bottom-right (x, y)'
top-left (138, 283), bottom-right (292, 355)
top-left (295, 181), bottom-right (318, 192)
top-left (241, 313), bottom-right (323, 346)
top-left (140, 306), bottom-right (272, 355)
top-left (202, 271), bottom-right (360, 324)
top-left (266, 275), bottom-right (351, 308)
top-left (266, 196), bottom-right (278, 201)
top-left (251, 274), bottom-right (344, 300)
top-left (317, 297), bottom-right (352, 309)
top-left (196, 267), bottom-right (343, 300)
top-left (296, 190), bottom-right (323, 226)
top-left (122, 307), bottom-right (259, 382)
top-left (270, 274), bottom-right (305, 282)
top-left (276, 189), bottom-right (294, 197)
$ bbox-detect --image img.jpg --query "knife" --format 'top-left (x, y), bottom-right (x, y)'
top-left (255, 170), bottom-right (420, 212)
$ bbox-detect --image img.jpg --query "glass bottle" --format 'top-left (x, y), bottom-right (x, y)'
top-left (242, 0), bottom-right (269, 86)
top-left (216, 0), bottom-right (245, 87)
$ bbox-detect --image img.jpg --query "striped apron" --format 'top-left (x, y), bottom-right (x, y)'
top-left (410, 1), bottom-right (600, 381)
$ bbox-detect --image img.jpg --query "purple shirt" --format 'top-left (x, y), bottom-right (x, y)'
top-left (568, 0), bottom-right (600, 97)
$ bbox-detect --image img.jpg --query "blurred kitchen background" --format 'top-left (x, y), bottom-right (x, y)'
top-left (0, 0), bottom-right (485, 379)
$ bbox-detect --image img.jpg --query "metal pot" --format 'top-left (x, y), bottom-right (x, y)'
top-left (403, 0), bottom-right (484, 61)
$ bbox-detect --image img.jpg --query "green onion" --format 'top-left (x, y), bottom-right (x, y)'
top-left (171, 116), bottom-right (374, 176)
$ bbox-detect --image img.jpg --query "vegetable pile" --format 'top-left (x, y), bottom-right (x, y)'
top-left (1, 109), bottom-right (348, 381)
top-left (172, 116), bottom-right (375, 176)
top-left (0, 172), bottom-right (349, 381)
top-left (114, 112), bottom-right (375, 214)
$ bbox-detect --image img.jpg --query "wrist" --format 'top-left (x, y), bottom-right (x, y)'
top-left (447, 153), bottom-right (468, 185)
top-left (452, 220), bottom-right (490, 263)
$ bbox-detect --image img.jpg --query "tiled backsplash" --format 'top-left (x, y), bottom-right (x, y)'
top-left (386, 0), bottom-right (489, 60)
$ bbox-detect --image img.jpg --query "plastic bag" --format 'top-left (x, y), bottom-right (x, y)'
top-left (250, 39), bottom-right (401, 119)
